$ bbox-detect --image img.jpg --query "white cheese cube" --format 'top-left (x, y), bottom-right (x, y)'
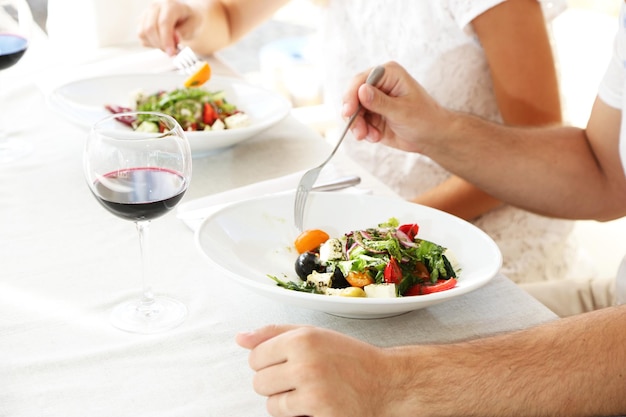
top-left (319, 238), bottom-right (343, 263)
top-left (224, 112), bottom-right (250, 129)
top-left (324, 288), bottom-right (344, 297)
top-left (211, 119), bottom-right (226, 130)
top-left (130, 88), bottom-right (146, 105)
top-left (364, 283), bottom-right (397, 298)
top-left (306, 271), bottom-right (333, 292)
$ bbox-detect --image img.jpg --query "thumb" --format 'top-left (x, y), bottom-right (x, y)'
top-left (358, 83), bottom-right (393, 117)
top-left (235, 324), bottom-right (303, 350)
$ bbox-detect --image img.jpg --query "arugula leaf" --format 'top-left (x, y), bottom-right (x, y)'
top-left (267, 275), bottom-right (323, 294)
top-left (415, 240), bottom-right (449, 282)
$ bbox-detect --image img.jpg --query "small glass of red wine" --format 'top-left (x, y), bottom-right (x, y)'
top-left (84, 111), bottom-right (192, 334)
top-left (0, 0), bottom-right (32, 163)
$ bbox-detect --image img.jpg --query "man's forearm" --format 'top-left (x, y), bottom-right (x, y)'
top-left (390, 305), bottom-right (626, 417)
top-left (423, 111), bottom-right (626, 220)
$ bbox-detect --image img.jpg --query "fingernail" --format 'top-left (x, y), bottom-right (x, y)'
top-left (362, 85), bottom-right (373, 103)
top-left (341, 102), bottom-right (350, 117)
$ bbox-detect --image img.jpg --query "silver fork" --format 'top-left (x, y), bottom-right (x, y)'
top-left (173, 46), bottom-right (201, 74)
top-left (293, 65), bottom-right (385, 232)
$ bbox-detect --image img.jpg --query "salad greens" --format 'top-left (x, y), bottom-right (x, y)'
top-left (271, 218), bottom-right (459, 298)
top-left (105, 87), bottom-right (248, 132)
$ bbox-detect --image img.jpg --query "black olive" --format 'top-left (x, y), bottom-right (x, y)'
top-left (330, 267), bottom-right (350, 288)
top-left (295, 252), bottom-right (325, 280)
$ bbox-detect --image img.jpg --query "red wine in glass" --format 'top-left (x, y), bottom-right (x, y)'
top-left (0, 0), bottom-right (33, 163)
top-left (84, 111), bottom-right (192, 334)
top-left (0, 33), bottom-right (27, 70)
top-left (92, 167), bottom-right (187, 222)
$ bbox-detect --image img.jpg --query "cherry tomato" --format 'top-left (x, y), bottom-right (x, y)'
top-left (345, 271), bottom-right (374, 288)
top-left (398, 223), bottom-right (419, 241)
top-left (383, 257), bottom-right (402, 284)
top-left (203, 103), bottom-right (218, 125)
top-left (294, 229), bottom-right (330, 254)
top-left (183, 61), bottom-right (212, 87)
top-left (405, 278), bottom-right (457, 296)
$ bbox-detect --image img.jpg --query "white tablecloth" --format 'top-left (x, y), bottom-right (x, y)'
top-left (0, 37), bottom-right (558, 417)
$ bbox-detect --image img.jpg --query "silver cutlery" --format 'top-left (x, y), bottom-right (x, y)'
top-left (293, 65), bottom-right (385, 232)
top-left (173, 46), bottom-right (201, 74)
top-left (177, 175), bottom-right (361, 225)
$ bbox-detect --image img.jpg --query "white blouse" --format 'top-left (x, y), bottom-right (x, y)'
top-left (599, 2), bottom-right (626, 304)
top-left (315, 0), bottom-right (593, 284)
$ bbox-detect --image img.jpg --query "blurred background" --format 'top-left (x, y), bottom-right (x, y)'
top-left (24, 0), bottom-right (626, 281)
top-left (25, 0), bottom-right (620, 128)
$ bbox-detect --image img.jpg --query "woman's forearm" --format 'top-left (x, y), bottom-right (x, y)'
top-left (184, 0), bottom-right (288, 55)
top-left (412, 176), bottom-right (502, 221)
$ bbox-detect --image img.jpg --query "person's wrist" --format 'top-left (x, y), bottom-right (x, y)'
top-left (380, 345), bottom-right (446, 417)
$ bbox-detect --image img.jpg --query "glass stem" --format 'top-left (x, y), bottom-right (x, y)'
top-left (135, 220), bottom-right (156, 315)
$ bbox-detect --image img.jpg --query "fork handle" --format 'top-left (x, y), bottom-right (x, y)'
top-left (324, 65), bottom-right (385, 163)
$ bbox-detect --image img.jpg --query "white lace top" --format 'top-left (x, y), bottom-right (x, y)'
top-left (314, 0), bottom-right (592, 284)
top-left (599, 2), bottom-right (626, 303)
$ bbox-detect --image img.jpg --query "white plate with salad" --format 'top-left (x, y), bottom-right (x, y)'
top-left (195, 192), bottom-right (502, 319)
top-left (47, 73), bottom-right (291, 156)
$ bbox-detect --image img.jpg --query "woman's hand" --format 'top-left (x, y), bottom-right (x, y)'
top-left (137, 0), bottom-right (199, 56)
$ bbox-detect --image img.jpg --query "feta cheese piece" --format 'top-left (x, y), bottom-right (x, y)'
top-left (364, 283), bottom-right (397, 298)
top-left (130, 88), bottom-right (146, 105)
top-left (135, 121), bottom-right (159, 133)
top-left (319, 238), bottom-right (343, 263)
top-left (306, 271), bottom-right (333, 293)
top-left (224, 112), bottom-right (250, 129)
top-left (211, 119), bottom-right (225, 130)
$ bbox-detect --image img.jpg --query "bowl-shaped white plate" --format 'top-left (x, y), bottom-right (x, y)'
top-left (195, 193), bottom-right (502, 319)
top-left (47, 73), bottom-right (291, 156)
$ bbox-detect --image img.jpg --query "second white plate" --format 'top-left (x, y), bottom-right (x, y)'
top-left (47, 73), bottom-right (292, 156)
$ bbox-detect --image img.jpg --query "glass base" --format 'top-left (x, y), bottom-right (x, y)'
top-left (110, 296), bottom-right (187, 334)
top-left (0, 137), bottom-right (32, 163)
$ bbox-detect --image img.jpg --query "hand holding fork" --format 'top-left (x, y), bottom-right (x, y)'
top-left (293, 65), bottom-right (385, 232)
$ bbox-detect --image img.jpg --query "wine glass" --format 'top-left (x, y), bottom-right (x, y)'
top-left (0, 0), bottom-right (32, 163)
top-left (84, 111), bottom-right (192, 334)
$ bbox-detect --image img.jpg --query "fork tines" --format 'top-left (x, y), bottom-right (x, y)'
top-left (173, 46), bottom-right (200, 74)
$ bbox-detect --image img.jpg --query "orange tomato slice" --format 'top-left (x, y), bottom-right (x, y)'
top-left (294, 229), bottom-right (330, 254)
top-left (183, 61), bottom-right (212, 87)
top-left (345, 271), bottom-right (374, 288)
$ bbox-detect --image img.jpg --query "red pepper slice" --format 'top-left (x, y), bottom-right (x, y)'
top-left (398, 223), bottom-right (419, 241)
top-left (383, 257), bottom-right (402, 284)
top-left (405, 278), bottom-right (457, 296)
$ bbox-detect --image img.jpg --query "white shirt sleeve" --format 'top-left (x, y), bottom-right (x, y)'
top-left (447, 0), bottom-right (566, 34)
top-left (598, 15), bottom-right (625, 109)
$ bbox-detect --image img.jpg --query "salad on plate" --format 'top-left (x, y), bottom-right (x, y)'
top-left (269, 218), bottom-right (459, 298)
top-left (105, 87), bottom-right (250, 132)
top-left (105, 62), bottom-right (249, 132)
